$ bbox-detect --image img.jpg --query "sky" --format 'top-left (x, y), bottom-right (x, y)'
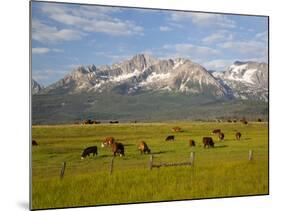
top-left (31, 1), bottom-right (268, 86)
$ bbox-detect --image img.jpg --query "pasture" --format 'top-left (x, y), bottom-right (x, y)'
top-left (32, 122), bottom-right (268, 210)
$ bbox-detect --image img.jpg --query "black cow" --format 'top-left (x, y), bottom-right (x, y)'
top-left (165, 135), bottom-right (175, 141)
top-left (32, 140), bottom-right (38, 146)
top-left (84, 119), bottom-right (94, 124)
top-left (81, 146), bottom-right (98, 159)
top-left (203, 137), bottom-right (215, 148)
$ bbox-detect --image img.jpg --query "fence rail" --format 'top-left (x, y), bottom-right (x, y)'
top-left (149, 152), bottom-right (195, 170)
top-left (33, 150), bottom-right (254, 178)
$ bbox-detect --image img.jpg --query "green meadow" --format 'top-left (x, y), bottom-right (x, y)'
top-left (32, 122), bottom-right (268, 209)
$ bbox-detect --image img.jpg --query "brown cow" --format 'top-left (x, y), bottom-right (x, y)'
top-left (218, 132), bottom-right (225, 141)
top-left (172, 127), bottom-right (182, 132)
top-left (189, 139), bottom-right (196, 147)
top-left (111, 142), bottom-right (125, 157)
top-left (236, 132), bottom-right (242, 140)
top-left (203, 137), bottom-right (214, 148)
top-left (138, 141), bottom-right (151, 154)
top-left (101, 137), bottom-right (115, 147)
top-left (32, 140), bottom-right (38, 146)
top-left (212, 129), bottom-right (221, 134)
top-left (258, 118), bottom-right (262, 122)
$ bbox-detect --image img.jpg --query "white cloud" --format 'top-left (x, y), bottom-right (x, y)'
top-left (159, 26), bottom-right (172, 32)
top-left (33, 68), bottom-right (69, 86)
top-left (163, 43), bottom-right (220, 57)
top-left (32, 47), bottom-right (50, 54)
top-left (32, 19), bottom-right (84, 43)
top-left (170, 12), bottom-right (236, 28)
top-left (202, 30), bottom-right (233, 44)
top-left (220, 40), bottom-right (267, 54)
top-left (32, 47), bottom-right (64, 54)
top-left (94, 51), bottom-right (131, 63)
top-left (255, 31), bottom-right (268, 42)
top-left (203, 59), bottom-right (233, 70)
top-left (39, 4), bottom-right (143, 36)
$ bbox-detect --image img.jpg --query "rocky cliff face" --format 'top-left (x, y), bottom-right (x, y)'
top-left (212, 61), bottom-right (268, 101)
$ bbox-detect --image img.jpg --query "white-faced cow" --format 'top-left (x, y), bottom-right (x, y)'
top-left (218, 132), bottom-right (225, 141)
top-left (138, 141), bottom-right (151, 154)
top-left (171, 127), bottom-right (182, 132)
top-left (236, 132), bottom-right (242, 140)
top-left (101, 137), bottom-right (115, 147)
top-left (111, 142), bottom-right (125, 157)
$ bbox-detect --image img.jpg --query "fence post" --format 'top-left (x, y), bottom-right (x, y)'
top-left (60, 161), bottom-right (66, 179)
top-left (190, 152), bottom-right (195, 167)
top-left (248, 150), bottom-right (253, 161)
top-left (149, 155), bottom-right (153, 170)
top-left (110, 157), bottom-right (114, 174)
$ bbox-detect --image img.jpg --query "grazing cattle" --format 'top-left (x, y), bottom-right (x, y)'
top-left (81, 146), bottom-right (98, 159)
top-left (84, 119), bottom-right (94, 124)
top-left (111, 142), bottom-right (125, 157)
top-left (101, 137), bottom-right (115, 147)
top-left (32, 140), bottom-right (38, 146)
top-left (165, 135), bottom-right (175, 141)
top-left (227, 119), bottom-right (232, 123)
top-left (138, 141), bottom-right (151, 154)
top-left (258, 118), bottom-right (262, 122)
top-left (212, 129), bottom-right (221, 134)
top-left (218, 132), bottom-right (225, 141)
top-left (109, 121), bottom-right (119, 124)
top-left (189, 139), bottom-right (196, 147)
top-left (233, 120), bottom-right (237, 123)
top-left (172, 127), bottom-right (182, 132)
top-left (202, 137), bottom-right (215, 148)
top-left (236, 132), bottom-right (242, 140)
top-left (240, 118), bottom-right (248, 125)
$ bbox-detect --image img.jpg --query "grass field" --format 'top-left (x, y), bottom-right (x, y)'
top-left (32, 122), bottom-right (268, 210)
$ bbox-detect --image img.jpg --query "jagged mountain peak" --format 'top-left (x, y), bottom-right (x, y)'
top-left (212, 61), bottom-right (268, 101)
top-left (39, 55), bottom-right (268, 101)
top-left (32, 78), bottom-right (42, 94)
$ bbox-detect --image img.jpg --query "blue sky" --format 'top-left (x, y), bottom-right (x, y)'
top-left (31, 1), bottom-right (268, 86)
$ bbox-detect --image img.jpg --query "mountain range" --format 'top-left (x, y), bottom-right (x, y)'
top-left (32, 54), bottom-right (268, 124)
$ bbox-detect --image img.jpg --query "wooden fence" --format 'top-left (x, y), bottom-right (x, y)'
top-left (58, 150), bottom-right (254, 178)
top-left (148, 152), bottom-right (195, 170)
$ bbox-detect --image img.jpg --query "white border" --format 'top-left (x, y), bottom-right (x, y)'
top-left (1, 0), bottom-right (280, 211)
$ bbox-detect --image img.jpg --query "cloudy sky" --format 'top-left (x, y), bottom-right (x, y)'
top-left (31, 1), bottom-right (268, 86)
